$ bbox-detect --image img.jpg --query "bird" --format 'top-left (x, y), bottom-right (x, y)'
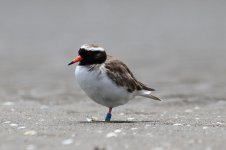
top-left (68, 44), bottom-right (161, 121)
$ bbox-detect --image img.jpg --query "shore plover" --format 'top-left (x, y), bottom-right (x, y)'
top-left (68, 44), bottom-right (160, 121)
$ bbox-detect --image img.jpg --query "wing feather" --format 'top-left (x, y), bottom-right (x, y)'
top-left (105, 56), bottom-right (155, 93)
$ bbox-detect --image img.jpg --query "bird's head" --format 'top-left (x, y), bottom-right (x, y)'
top-left (68, 44), bottom-right (107, 66)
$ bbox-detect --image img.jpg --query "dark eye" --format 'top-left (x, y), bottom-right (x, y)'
top-left (78, 48), bottom-right (82, 54)
top-left (78, 48), bottom-right (86, 55)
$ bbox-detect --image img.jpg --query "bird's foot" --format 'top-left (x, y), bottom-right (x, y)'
top-left (105, 113), bottom-right (112, 122)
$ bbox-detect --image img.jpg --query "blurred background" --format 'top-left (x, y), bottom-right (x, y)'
top-left (1, 1), bottom-right (226, 149)
top-left (1, 0), bottom-right (225, 101)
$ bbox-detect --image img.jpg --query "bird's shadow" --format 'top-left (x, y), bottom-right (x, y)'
top-left (78, 120), bottom-right (159, 124)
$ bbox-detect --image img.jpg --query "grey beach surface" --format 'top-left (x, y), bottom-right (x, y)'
top-left (0, 1), bottom-right (226, 150)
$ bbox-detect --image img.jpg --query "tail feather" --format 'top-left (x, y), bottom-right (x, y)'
top-left (138, 90), bottom-right (161, 101)
top-left (143, 94), bottom-right (161, 101)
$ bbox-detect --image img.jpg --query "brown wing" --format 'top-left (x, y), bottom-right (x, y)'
top-left (105, 56), bottom-right (155, 93)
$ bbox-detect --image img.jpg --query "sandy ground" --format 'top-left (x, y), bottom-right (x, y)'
top-left (0, 1), bottom-right (226, 150)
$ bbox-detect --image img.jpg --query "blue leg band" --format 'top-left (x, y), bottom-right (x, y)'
top-left (105, 113), bottom-right (112, 121)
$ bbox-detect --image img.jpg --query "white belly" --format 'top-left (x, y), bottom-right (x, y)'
top-left (75, 65), bottom-right (135, 107)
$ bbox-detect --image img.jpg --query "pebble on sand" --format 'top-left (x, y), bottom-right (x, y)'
top-left (17, 126), bottom-right (26, 130)
top-left (173, 123), bottom-right (183, 126)
top-left (131, 127), bottom-right (138, 130)
top-left (114, 129), bottom-right (122, 133)
top-left (127, 117), bottom-right (135, 121)
top-left (3, 121), bottom-right (11, 124)
top-left (2, 101), bottom-right (14, 106)
top-left (24, 130), bottom-right (37, 136)
top-left (86, 117), bottom-right (98, 122)
top-left (216, 122), bottom-right (223, 126)
top-left (106, 132), bottom-right (117, 138)
top-left (62, 139), bottom-right (74, 145)
top-left (119, 113), bottom-right (125, 116)
top-left (10, 123), bottom-right (18, 127)
top-left (185, 109), bottom-right (193, 113)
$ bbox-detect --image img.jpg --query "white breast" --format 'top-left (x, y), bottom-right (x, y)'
top-left (75, 65), bottom-right (135, 108)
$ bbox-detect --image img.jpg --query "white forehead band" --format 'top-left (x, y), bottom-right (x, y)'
top-left (80, 44), bottom-right (105, 52)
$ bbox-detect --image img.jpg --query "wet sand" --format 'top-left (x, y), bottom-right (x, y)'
top-left (0, 1), bottom-right (226, 150)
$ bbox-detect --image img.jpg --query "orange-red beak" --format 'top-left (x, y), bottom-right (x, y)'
top-left (68, 55), bottom-right (83, 65)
